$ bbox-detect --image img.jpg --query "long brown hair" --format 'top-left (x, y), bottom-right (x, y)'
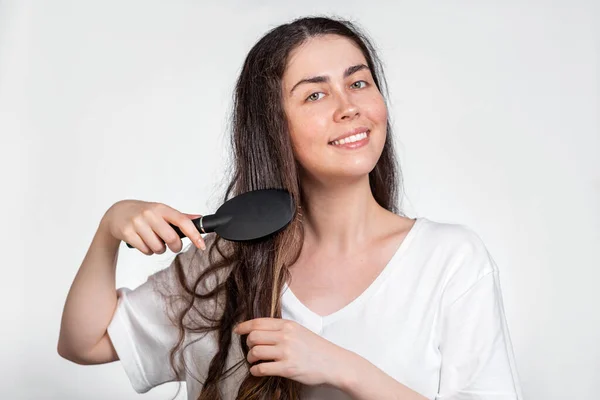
top-left (166, 15), bottom-right (404, 400)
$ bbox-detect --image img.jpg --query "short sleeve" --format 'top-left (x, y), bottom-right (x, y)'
top-left (107, 237), bottom-right (218, 393)
top-left (436, 230), bottom-right (524, 399)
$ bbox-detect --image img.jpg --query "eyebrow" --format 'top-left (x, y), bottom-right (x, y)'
top-left (289, 64), bottom-right (370, 95)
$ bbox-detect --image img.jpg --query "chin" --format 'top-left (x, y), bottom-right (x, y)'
top-left (299, 148), bottom-right (383, 181)
top-left (326, 163), bottom-right (378, 180)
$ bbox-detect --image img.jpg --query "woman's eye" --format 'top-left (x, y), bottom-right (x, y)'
top-left (305, 81), bottom-right (366, 102)
top-left (306, 92), bottom-right (324, 102)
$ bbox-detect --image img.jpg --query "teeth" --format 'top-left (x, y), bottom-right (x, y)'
top-left (331, 131), bottom-right (368, 146)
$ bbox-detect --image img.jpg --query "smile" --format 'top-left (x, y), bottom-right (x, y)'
top-left (328, 130), bottom-right (370, 149)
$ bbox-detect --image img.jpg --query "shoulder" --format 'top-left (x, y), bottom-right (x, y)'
top-left (416, 217), bottom-right (494, 266)
top-left (416, 217), bottom-right (488, 251)
top-left (414, 217), bottom-right (499, 294)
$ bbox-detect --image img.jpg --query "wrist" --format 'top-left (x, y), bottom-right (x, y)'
top-left (97, 216), bottom-right (120, 249)
top-left (330, 347), bottom-right (360, 392)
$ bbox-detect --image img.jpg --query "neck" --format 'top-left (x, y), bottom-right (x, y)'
top-left (299, 173), bottom-right (388, 255)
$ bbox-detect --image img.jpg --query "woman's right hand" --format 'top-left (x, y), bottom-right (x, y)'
top-left (101, 200), bottom-right (206, 255)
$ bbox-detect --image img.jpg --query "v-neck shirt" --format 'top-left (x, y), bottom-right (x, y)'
top-left (107, 216), bottom-right (523, 399)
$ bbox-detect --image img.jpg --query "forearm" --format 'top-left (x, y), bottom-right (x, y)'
top-left (57, 217), bottom-right (121, 358)
top-left (336, 350), bottom-right (428, 400)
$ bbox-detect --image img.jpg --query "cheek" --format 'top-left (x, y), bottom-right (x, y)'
top-left (288, 110), bottom-right (327, 153)
top-left (363, 95), bottom-right (388, 147)
top-left (364, 93), bottom-right (388, 125)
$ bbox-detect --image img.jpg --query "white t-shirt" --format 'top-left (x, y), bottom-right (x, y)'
top-left (107, 217), bottom-right (524, 399)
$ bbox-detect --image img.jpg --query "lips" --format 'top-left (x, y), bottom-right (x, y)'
top-left (328, 126), bottom-right (370, 144)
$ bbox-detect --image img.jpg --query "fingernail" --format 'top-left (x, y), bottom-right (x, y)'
top-left (198, 239), bottom-right (206, 250)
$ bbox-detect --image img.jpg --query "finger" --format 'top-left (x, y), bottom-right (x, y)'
top-left (247, 345), bottom-right (282, 365)
top-left (124, 231), bottom-right (153, 255)
top-left (250, 361), bottom-right (288, 378)
top-left (183, 213), bottom-right (202, 219)
top-left (246, 329), bottom-right (281, 348)
top-left (235, 318), bottom-right (285, 335)
top-left (133, 216), bottom-right (167, 254)
top-left (144, 210), bottom-right (184, 253)
top-left (160, 206), bottom-right (206, 250)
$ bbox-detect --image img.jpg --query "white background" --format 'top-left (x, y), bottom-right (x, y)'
top-left (2, 1), bottom-right (598, 399)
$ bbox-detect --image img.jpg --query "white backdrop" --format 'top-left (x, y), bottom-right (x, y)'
top-left (3, 1), bottom-right (598, 399)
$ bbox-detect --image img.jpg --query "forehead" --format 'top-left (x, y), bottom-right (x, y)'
top-left (282, 35), bottom-right (367, 86)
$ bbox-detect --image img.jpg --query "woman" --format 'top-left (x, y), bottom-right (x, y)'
top-left (58, 16), bottom-right (523, 400)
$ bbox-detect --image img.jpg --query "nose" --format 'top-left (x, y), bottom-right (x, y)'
top-left (333, 94), bottom-right (360, 122)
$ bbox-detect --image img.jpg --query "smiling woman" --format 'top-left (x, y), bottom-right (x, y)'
top-left (59, 14), bottom-right (523, 400)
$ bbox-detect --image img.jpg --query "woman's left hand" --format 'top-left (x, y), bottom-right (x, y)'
top-left (233, 317), bottom-right (349, 387)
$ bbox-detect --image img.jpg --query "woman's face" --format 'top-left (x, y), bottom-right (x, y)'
top-left (281, 34), bottom-right (388, 183)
